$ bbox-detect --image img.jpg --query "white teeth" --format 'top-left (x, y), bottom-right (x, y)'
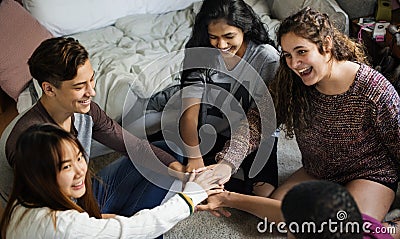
top-left (73, 181), bottom-right (83, 187)
top-left (221, 47), bottom-right (231, 52)
top-left (298, 67), bottom-right (309, 73)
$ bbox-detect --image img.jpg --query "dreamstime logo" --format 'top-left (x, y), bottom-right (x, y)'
top-left (121, 47), bottom-right (277, 191)
top-left (257, 210), bottom-right (397, 235)
top-left (336, 210), bottom-right (347, 221)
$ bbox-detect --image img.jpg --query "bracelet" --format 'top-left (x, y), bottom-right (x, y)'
top-left (178, 192), bottom-right (194, 215)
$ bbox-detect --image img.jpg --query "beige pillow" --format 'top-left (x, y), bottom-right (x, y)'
top-left (269, 0), bottom-right (349, 34)
top-left (270, 0), bottom-right (304, 20)
top-left (0, 0), bottom-right (52, 101)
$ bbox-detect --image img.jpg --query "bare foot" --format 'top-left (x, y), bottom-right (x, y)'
top-left (252, 182), bottom-right (275, 197)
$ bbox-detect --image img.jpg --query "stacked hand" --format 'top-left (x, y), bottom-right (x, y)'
top-left (186, 162), bottom-right (234, 217)
top-left (189, 167), bottom-right (224, 196)
top-left (196, 190), bottom-right (232, 217)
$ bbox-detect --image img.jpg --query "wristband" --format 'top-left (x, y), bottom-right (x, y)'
top-left (178, 192), bottom-right (194, 215)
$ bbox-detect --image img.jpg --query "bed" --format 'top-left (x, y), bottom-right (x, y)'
top-left (0, 0), bottom-right (349, 157)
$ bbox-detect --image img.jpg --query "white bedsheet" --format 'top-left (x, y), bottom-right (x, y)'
top-left (68, 2), bottom-right (202, 121)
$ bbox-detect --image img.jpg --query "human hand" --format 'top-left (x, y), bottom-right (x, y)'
top-left (168, 161), bottom-right (189, 182)
top-left (188, 169), bottom-right (224, 196)
top-left (185, 157), bottom-right (205, 173)
top-left (206, 160), bottom-right (233, 185)
top-left (196, 191), bottom-right (232, 217)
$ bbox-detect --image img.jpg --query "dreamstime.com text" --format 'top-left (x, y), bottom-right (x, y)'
top-left (257, 210), bottom-right (397, 235)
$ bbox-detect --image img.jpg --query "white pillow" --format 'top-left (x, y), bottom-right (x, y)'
top-left (22, 0), bottom-right (202, 36)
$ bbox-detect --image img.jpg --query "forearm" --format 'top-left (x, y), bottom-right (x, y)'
top-left (180, 126), bottom-right (202, 160)
top-left (150, 144), bottom-right (178, 166)
top-left (222, 191), bottom-right (283, 222)
top-left (179, 111), bottom-right (202, 160)
top-left (216, 107), bottom-right (261, 170)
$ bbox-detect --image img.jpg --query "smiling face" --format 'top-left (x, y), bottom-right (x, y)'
top-left (52, 59), bottom-right (96, 115)
top-left (281, 32), bottom-right (332, 86)
top-left (208, 19), bottom-right (247, 58)
top-left (57, 140), bottom-right (87, 200)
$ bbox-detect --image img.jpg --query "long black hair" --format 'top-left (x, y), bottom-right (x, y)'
top-left (181, 0), bottom-right (275, 81)
top-left (186, 0), bottom-right (274, 48)
top-left (0, 124), bottom-right (101, 238)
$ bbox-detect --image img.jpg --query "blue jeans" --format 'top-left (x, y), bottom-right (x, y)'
top-left (92, 141), bottom-right (182, 217)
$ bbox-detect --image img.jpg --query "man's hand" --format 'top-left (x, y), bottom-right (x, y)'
top-left (185, 157), bottom-right (205, 172)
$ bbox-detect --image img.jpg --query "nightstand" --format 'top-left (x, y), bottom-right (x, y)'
top-left (350, 16), bottom-right (400, 66)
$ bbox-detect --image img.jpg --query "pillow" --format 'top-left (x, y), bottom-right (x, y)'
top-left (335, 0), bottom-right (376, 19)
top-left (0, 0), bottom-right (52, 101)
top-left (22, 0), bottom-right (202, 36)
top-left (269, 0), bottom-right (349, 34)
top-left (270, 0), bottom-right (304, 20)
top-left (245, 0), bottom-right (271, 16)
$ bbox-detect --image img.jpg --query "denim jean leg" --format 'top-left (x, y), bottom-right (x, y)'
top-left (92, 156), bottom-right (168, 217)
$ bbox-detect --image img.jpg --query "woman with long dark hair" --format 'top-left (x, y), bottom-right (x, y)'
top-left (179, 0), bottom-right (280, 198)
top-left (0, 123), bottom-right (222, 238)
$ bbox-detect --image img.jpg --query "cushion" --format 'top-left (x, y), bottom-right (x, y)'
top-left (22, 0), bottom-right (202, 36)
top-left (335, 0), bottom-right (376, 19)
top-left (245, 0), bottom-right (271, 16)
top-left (269, 0), bottom-right (349, 34)
top-left (0, 0), bottom-right (52, 101)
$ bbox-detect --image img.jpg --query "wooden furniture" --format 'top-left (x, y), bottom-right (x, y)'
top-left (350, 11), bottom-right (400, 66)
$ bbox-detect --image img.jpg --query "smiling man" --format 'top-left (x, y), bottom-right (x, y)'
top-left (0, 37), bottom-right (184, 217)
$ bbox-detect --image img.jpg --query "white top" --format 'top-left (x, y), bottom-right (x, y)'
top-left (5, 182), bottom-right (207, 239)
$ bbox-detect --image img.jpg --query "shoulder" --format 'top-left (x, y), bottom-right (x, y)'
top-left (4, 104), bottom-right (48, 164)
top-left (85, 101), bottom-right (109, 121)
top-left (7, 205), bottom-right (56, 236)
top-left (248, 42), bottom-right (279, 61)
top-left (355, 64), bottom-right (399, 104)
top-left (87, 101), bottom-right (103, 114)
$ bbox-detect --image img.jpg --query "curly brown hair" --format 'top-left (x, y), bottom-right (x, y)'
top-left (269, 7), bottom-right (369, 138)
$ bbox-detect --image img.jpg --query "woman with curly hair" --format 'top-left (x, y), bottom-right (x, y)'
top-left (197, 8), bottom-right (399, 238)
top-left (269, 7), bottom-right (399, 224)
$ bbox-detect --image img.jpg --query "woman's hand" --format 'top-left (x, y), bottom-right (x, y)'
top-left (206, 161), bottom-right (233, 185)
top-left (196, 190), bottom-right (232, 217)
top-left (188, 168), bottom-right (223, 196)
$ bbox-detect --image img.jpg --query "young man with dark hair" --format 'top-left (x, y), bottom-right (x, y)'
top-left (0, 37), bottom-right (185, 217)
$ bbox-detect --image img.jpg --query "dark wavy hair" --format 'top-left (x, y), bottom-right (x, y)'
top-left (269, 7), bottom-right (369, 138)
top-left (0, 124), bottom-right (101, 238)
top-left (181, 0), bottom-right (275, 80)
top-left (28, 37), bottom-right (89, 88)
top-left (282, 181), bottom-right (363, 239)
